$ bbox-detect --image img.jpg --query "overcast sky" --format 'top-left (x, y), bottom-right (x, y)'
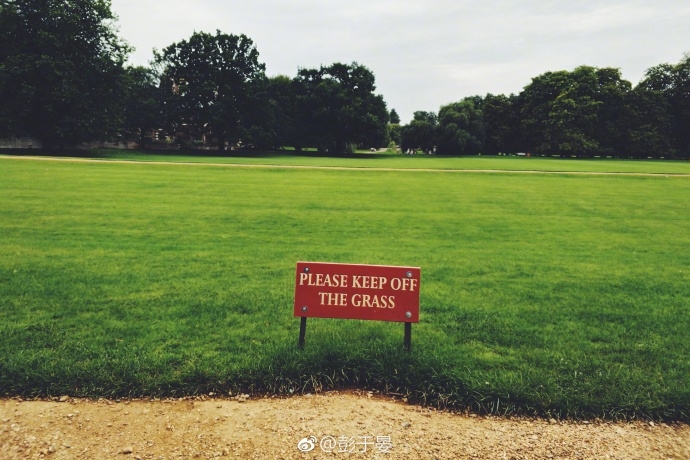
top-left (112, 0), bottom-right (690, 123)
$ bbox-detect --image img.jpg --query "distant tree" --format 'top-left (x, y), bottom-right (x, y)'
top-left (618, 88), bottom-right (673, 158)
top-left (122, 66), bottom-right (162, 148)
top-left (389, 108), bottom-right (401, 124)
top-left (293, 62), bottom-right (389, 154)
top-left (518, 66), bottom-right (636, 157)
top-left (240, 77), bottom-right (280, 150)
top-left (413, 111), bottom-right (438, 126)
top-left (265, 75), bottom-right (299, 149)
top-left (589, 68), bottom-right (632, 156)
top-left (387, 123), bottom-right (401, 145)
top-left (638, 54), bottom-right (690, 157)
top-left (0, 0), bottom-right (130, 148)
top-left (154, 31), bottom-right (266, 151)
top-left (400, 110), bottom-right (437, 153)
top-left (435, 98), bottom-right (485, 155)
top-left (519, 68), bottom-right (596, 156)
top-left (483, 93), bottom-right (521, 154)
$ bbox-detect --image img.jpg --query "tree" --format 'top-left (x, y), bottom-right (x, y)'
top-left (154, 31), bottom-right (266, 151)
top-left (638, 54), bottom-right (690, 157)
top-left (413, 111), bottom-right (438, 125)
top-left (587, 67), bottom-right (631, 156)
top-left (293, 62), bottom-right (389, 154)
top-left (240, 77), bottom-right (280, 150)
top-left (518, 66), bottom-right (635, 157)
top-left (387, 123), bottom-right (401, 146)
top-left (389, 108), bottom-right (401, 125)
top-left (435, 98), bottom-right (485, 155)
top-left (519, 68), bottom-right (596, 156)
top-left (483, 93), bottom-right (521, 154)
top-left (122, 66), bottom-right (162, 148)
top-left (618, 88), bottom-right (673, 158)
top-left (0, 0), bottom-right (130, 148)
top-left (400, 112), bottom-right (436, 153)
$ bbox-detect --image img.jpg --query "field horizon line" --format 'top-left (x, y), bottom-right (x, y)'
top-left (3, 154), bottom-right (690, 178)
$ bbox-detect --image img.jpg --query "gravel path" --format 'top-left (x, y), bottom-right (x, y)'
top-left (2, 392), bottom-right (688, 459)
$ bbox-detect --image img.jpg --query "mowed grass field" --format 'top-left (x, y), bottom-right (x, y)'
top-left (6, 148), bottom-right (690, 174)
top-left (1, 154), bottom-right (689, 421)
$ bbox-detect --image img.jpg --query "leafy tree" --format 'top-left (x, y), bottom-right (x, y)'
top-left (293, 62), bottom-right (389, 154)
top-left (122, 66), bottom-right (162, 148)
top-left (638, 54), bottom-right (690, 157)
top-left (483, 93), bottom-right (521, 154)
top-left (400, 110), bottom-right (437, 153)
top-left (389, 108), bottom-right (401, 124)
top-left (518, 66), bottom-right (637, 157)
top-left (154, 31), bottom-right (266, 151)
top-left (240, 77), bottom-right (281, 150)
top-left (387, 123), bottom-right (401, 146)
top-left (413, 111), bottom-right (438, 125)
top-left (435, 98), bottom-right (485, 155)
top-left (619, 88), bottom-right (673, 158)
top-left (265, 75), bottom-right (299, 149)
top-left (0, 0), bottom-right (130, 148)
top-left (588, 68), bottom-right (631, 156)
top-left (519, 67), bottom-right (600, 156)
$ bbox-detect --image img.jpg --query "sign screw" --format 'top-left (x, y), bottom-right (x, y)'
top-left (302, 306), bottom-right (308, 312)
top-left (405, 312), bottom-right (412, 319)
top-left (406, 271), bottom-right (412, 278)
top-left (304, 267), bottom-right (310, 273)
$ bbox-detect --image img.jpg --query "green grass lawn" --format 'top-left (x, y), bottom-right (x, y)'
top-left (5, 148), bottom-right (690, 174)
top-left (1, 156), bottom-right (689, 421)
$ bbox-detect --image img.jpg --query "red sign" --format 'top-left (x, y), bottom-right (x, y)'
top-left (294, 262), bottom-right (420, 323)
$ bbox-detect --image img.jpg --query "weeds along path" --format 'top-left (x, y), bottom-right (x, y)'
top-left (2, 154), bottom-right (690, 177)
top-left (1, 392), bottom-right (688, 459)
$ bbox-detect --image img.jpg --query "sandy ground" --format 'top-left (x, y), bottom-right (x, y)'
top-left (1, 391), bottom-right (688, 460)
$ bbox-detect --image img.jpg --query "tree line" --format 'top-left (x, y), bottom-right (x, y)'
top-left (400, 59), bottom-right (690, 159)
top-left (0, 0), bottom-right (390, 153)
top-left (1, 0), bottom-right (688, 158)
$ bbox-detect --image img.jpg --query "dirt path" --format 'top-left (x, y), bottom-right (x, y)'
top-left (1, 392), bottom-right (688, 460)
